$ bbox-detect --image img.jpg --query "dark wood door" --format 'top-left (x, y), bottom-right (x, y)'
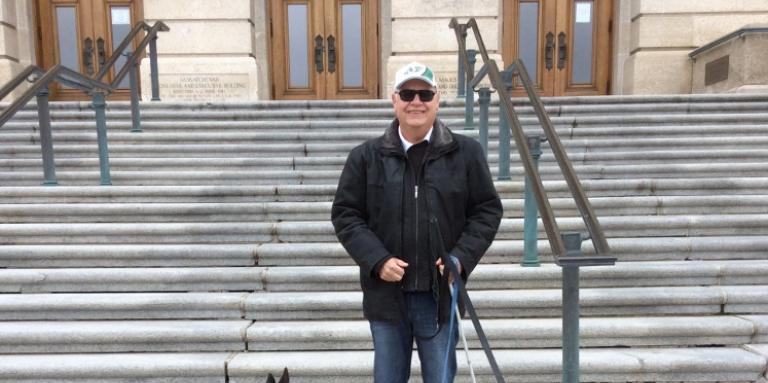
top-left (37, 0), bottom-right (142, 101)
top-left (270, 0), bottom-right (379, 99)
top-left (503, 0), bottom-right (612, 96)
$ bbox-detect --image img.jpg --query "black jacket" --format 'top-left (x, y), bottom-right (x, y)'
top-left (331, 118), bottom-right (503, 323)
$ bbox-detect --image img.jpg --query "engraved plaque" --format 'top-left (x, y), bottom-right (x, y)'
top-left (159, 74), bottom-right (250, 101)
top-left (704, 55), bottom-right (729, 86)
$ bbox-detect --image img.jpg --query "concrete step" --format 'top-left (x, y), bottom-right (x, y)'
top-left (1, 235), bottom-right (766, 268)
top-left (2, 261), bottom-right (766, 293)
top-left (227, 347), bottom-right (768, 383)
top-left (4, 195), bottom-right (768, 223)
top-left (0, 346), bottom-right (761, 382)
top-left (0, 320), bottom-right (251, 353)
top-left (0, 286), bottom-right (765, 320)
top-left (247, 315), bottom-right (768, 351)
top-left (6, 134), bottom-right (768, 160)
top-left (2, 215), bottom-right (766, 244)
top-left (3, 148), bottom-right (768, 172)
top-left (1, 315), bottom-right (766, 354)
top-left (7, 100), bottom-right (768, 123)
top-left (5, 125), bottom-right (768, 145)
top-left (4, 162), bottom-right (768, 186)
top-left (241, 285), bottom-right (768, 321)
top-left (0, 178), bottom-right (765, 204)
top-left (0, 352), bottom-right (231, 383)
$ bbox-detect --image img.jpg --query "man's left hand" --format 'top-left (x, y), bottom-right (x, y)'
top-left (436, 257), bottom-right (462, 284)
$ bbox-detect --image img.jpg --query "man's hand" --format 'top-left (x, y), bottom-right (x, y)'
top-left (379, 257), bottom-right (409, 282)
top-left (436, 257), bottom-right (462, 284)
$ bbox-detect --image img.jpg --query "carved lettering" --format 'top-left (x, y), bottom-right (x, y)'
top-left (159, 74), bottom-right (250, 101)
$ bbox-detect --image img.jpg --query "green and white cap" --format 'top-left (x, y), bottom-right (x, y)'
top-left (393, 62), bottom-right (437, 90)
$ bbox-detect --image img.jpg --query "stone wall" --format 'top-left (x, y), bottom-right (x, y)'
top-left (385, 0), bottom-right (501, 99)
top-left (620, 0), bottom-right (768, 94)
top-left (140, 0), bottom-right (260, 101)
top-left (0, 0), bottom-right (36, 101)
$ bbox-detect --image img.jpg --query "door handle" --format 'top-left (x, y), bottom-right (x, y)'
top-left (314, 35), bottom-right (324, 73)
top-left (97, 37), bottom-right (106, 67)
top-left (83, 37), bottom-right (94, 75)
top-left (327, 35), bottom-right (336, 73)
top-left (545, 32), bottom-right (554, 71)
top-left (557, 31), bottom-right (567, 70)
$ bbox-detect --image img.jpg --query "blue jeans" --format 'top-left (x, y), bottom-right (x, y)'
top-left (369, 291), bottom-right (457, 383)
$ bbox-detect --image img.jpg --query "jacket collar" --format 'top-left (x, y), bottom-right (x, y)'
top-left (380, 118), bottom-right (456, 157)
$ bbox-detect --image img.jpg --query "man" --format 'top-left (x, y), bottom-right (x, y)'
top-left (331, 62), bottom-right (502, 383)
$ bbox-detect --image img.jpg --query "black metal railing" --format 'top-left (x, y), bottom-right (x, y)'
top-left (0, 20), bottom-right (169, 185)
top-left (449, 17), bottom-right (616, 383)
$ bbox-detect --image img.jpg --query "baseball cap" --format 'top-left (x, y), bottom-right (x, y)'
top-left (393, 62), bottom-right (437, 90)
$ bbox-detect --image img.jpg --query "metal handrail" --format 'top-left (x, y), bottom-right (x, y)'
top-left (449, 17), bottom-right (613, 264)
top-left (95, 21), bottom-right (169, 87)
top-left (0, 65), bottom-right (111, 127)
top-left (109, 21), bottom-right (169, 90)
top-left (0, 20), bottom-right (169, 186)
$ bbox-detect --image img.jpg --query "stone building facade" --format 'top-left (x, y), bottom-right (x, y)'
top-left (1, 0), bottom-right (766, 102)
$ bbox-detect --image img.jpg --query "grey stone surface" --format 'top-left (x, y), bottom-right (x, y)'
top-left (0, 293), bottom-right (248, 320)
top-left (1, 93), bottom-right (768, 382)
top-left (0, 320), bottom-right (250, 353)
top-left (227, 347), bottom-right (766, 382)
top-left (246, 316), bottom-right (757, 351)
top-left (0, 353), bottom-right (231, 382)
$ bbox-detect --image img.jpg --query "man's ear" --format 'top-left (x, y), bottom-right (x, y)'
top-left (391, 92), bottom-right (398, 105)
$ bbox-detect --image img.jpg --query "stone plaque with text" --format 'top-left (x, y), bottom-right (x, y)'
top-left (159, 74), bottom-right (250, 101)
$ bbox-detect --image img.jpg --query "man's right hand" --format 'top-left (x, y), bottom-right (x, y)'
top-left (379, 257), bottom-right (409, 282)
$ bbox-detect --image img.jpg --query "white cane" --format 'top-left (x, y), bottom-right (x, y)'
top-left (450, 283), bottom-right (477, 383)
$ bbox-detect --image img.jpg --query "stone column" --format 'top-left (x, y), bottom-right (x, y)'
top-left (0, 0), bottom-right (37, 101)
top-left (139, 0), bottom-right (259, 101)
top-left (385, 0), bottom-right (500, 99)
top-left (624, 0), bottom-right (768, 94)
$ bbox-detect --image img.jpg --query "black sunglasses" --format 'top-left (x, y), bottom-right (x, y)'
top-left (397, 89), bottom-right (436, 102)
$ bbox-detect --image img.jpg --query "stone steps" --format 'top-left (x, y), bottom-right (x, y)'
top-left (0, 315), bottom-right (766, 354)
top-left (6, 100), bottom-right (768, 122)
top-left (0, 178), bottom-right (765, 203)
top-left (4, 162), bottom-right (768, 186)
top-left (1, 235), bottom-right (766, 267)
top-left (2, 261), bottom-right (766, 293)
top-left (2, 93), bottom-right (768, 381)
top-left (3, 148), bottom-right (768, 171)
top-left (2, 215), bottom-right (766, 244)
top-left (0, 286), bottom-right (766, 320)
top-left (0, 346), bottom-right (764, 382)
top-left (3, 195), bottom-right (767, 223)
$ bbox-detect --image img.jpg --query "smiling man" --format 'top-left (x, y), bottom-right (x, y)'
top-left (331, 62), bottom-right (502, 383)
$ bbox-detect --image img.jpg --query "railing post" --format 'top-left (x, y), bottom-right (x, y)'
top-left (522, 135), bottom-right (542, 267)
top-left (465, 49), bottom-right (477, 129)
top-left (497, 68), bottom-right (514, 181)
top-left (562, 232), bottom-right (582, 383)
top-left (149, 35), bottom-right (161, 101)
top-left (477, 87), bottom-right (491, 156)
top-left (36, 85), bottom-right (57, 186)
top-left (91, 91), bottom-right (112, 185)
top-left (456, 24), bottom-right (468, 98)
top-left (127, 52), bottom-right (142, 133)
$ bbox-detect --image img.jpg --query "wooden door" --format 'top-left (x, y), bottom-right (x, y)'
top-left (37, 0), bottom-right (142, 101)
top-left (270, 0), bottom-right (379, 99)
top-left (503, 0), bottom-right (612, 96)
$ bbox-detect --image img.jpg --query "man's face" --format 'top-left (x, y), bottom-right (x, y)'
top-left (391, 79), bottom-right (440, 133)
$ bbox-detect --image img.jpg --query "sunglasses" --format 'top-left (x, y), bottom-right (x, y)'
top-left (397, 89), bottom-right (436, 102)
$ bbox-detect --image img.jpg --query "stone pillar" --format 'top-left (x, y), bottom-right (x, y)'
top-left (385, 0), bottom-right (500, 99)
top-left (139, 0), bottom-right (259, 101)
top-left (0, 0), bottom-right (37, 101)
top-left (625, 0), bottom-right (768, 94)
